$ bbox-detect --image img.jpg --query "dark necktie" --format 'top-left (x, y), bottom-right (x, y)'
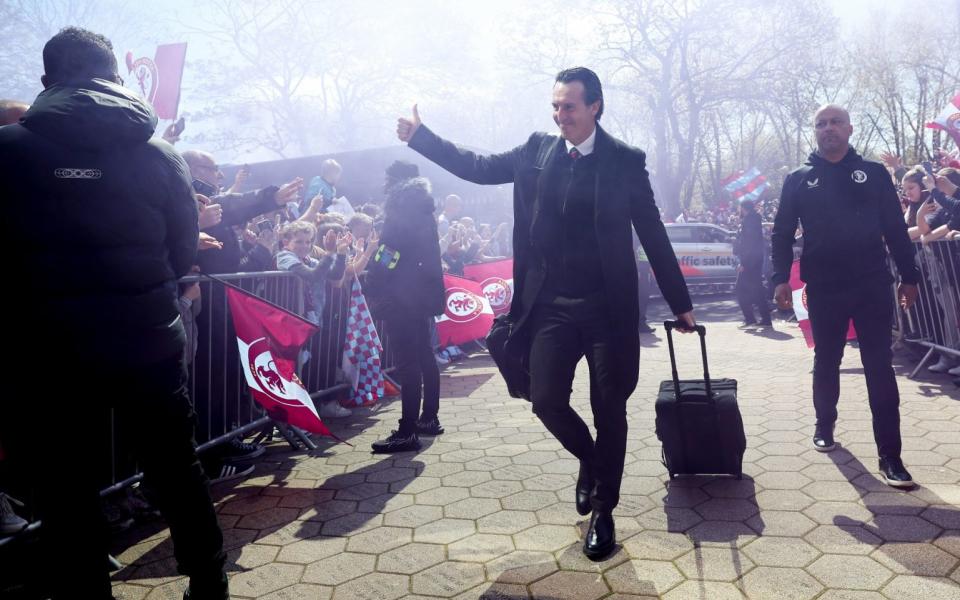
top-left (569, 147), bottom-right (581, 160)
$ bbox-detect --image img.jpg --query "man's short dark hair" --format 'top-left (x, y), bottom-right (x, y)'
top-left (43, 27), bottom-right (118, 84)
top-left (555, 67), bottom-right (604, 121)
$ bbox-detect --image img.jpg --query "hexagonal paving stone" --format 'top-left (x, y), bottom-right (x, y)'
top-left (469, 479), bottom-right (524, 499)
top-left (881, 575), bottom-right (960, 600)
top-left (512, 524), bottom-right (580, 552)
top-left (523, 473), bottom-right (575, 491)
top-left (804, 524), bottom-right (882, 555)
top-left (448, 533), bottom-right (514, 562)
top-left (755, 471), bottom-right (813, 490)
top-left (252, 583), bottom-right (332, 599)
top-left (662, 580), bottom-right (746, 599)
top-left (742, 536), bottom-right (820, 567)
top-left (484, 550), bottom-right (558, 584)
top-left (528, 571), bottom-right (609, 600)
top-left (803, 501), bottom-right (875, 525)
top-left (356, 493), bottom-right (415, 515)
top-left (442, 470), bottom-right (493, 488)
top-left (801, 481), bottom-right (863, 502)
top-left (501, 490), bottom-right (560, 511)
top-left (476, 510), bottom-right (538, 535)
top-left (413, 518), bottom-right (475, 544)
top-left (276, 536), bottom-right (346, 564)
top-left (636, 507), bottom-right (703, 532)
top-left (344, 526), bottom-right (411, 554)
top-left (922, 506), bottom-right (960, 529)
top-left (377, 542), bottom-right (446, 574)
top-left (443, 497), bottom-right (502, 519)
top-left (320, 512), bottom-right (383, 537)
top-left (754, 490), bottom-right (815, 511)
top-left (814, 592), bottom-right (885, 600)
top-left (383, 504), bottom-right (443, 528)
top-left (235, 507), bottom-right (301, 530)
top-left (806, 554), bottom-right (893, 590)
top-left (685, 520), bottom-right (757, 547)
top-left (300, 499), bottom-right (359, 522)
top-left (365, 466), bottom-right (417, 484)
top-left (694, 498), bottom-right (758, 521)
top-left (331, 572), bottom-right (408, 600)
top-left (739, 566), bottom-right (824, 600)
top-left (702, 478), bottom-right (759, 499)
top-left (674, 547), bottom-right (755, 582)
top-left (622, 530), bottom-right (695, 561)
top-left (869, 515), bottom-right (942, 542)
top-left (534, 502), bottom-right (582, 526)
top-left (415, 486), bottom-right (470, 506)
top-left (220, 494), bottom-right (280, 515)
top-left (934, 530), bottom-right (960, 558)
top-left (658, 486), bottom-right (710, 508)
top-left (301, 552), bottom-right (375, 586)
top-left (613, 495), bottom-right (656, 517)
top-left (411, 561), bottom-right (485, 597)
top-left (605, 559), bottom-right (684, 596)
top-left (228, 563), bottom-right (304, 598)
top-left (871, 542), bottom-right (959, 576)
top-left (748, 510), bottom-right (817, 536)
top-left (492, 464), bottom-right (544, 481)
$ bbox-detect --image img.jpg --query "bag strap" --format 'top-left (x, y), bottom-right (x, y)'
top-left (663, 321), bottom-right (712, 402)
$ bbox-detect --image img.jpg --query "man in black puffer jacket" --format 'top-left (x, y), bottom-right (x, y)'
top-left (0, 28), bottom-right (227, 599)
top-left (366, 161), bottom-right (445, 453)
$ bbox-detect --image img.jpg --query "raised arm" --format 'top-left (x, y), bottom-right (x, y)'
top-left (399, 105), bottom-right (521, 185)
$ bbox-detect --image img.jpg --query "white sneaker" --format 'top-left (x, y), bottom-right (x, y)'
top-left (929, 357), bottom-right (954, 373)
top-left (319, 402), bottom-right (352, 418)
top-left (948, 365), bottom-right (960, 376)
top-left (435, 352), bottom-right (450, 365)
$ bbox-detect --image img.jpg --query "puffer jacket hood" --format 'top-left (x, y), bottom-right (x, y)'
top-left (386, 176), bottom-right (436, 215)
top-left (20, 77), bottom-right (157, 150)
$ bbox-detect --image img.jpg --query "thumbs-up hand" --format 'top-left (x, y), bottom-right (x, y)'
top-left (396, 104), bottom-right (422, 143)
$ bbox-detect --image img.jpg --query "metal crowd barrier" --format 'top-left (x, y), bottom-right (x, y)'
top-left (98, 270), bottom-right (395, 496)
top-left (890, 239), bottom-right (960, 377)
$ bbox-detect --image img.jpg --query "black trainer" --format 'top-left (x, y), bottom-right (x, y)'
top-left (638, 322), bottom-right (656, 334)
top-left (416, 416), bottom-right (444, 436)
top-left (812, 423), bottom-right (836, 452)
top-left (219, 437), bottom-right (265, 461)
top-left (372, 430), bottom-right (421, 454)
top-left (879, 457), bottom-right (914, 488)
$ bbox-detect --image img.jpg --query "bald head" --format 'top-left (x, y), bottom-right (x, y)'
top-left (0, 100), bottom-right (29, 126)
top-left (813, 104), bottom-right (850, 125)
top-left (181, 149), bottom-right (222, 187)
top-left (813, 104), bottom-right (853, 160)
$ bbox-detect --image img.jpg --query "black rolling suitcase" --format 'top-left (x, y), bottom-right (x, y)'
top-left (655, 321), bottom-right (746, 479)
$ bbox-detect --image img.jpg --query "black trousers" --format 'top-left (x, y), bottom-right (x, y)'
top-left (382, 309), bottom-right (440, 434)
top-left (528, 296), bottom-right (629, 511)
top-left (807, 278), bottom-right (902, 459)
top-left (736, 261), bottom-right (771, 324)
top-left (637, 262), bottom-right (652, 325)
top-left (0, 352), bottom-right (225, 599)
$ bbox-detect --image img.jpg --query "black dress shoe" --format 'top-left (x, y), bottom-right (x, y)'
top-left (812, 423), bottom-right (836, 452)
top-left (371, 430), bottom-right (421, 454)
top-left (583, 510), bottom-right (615, 560)
top-left (416, 415), bottom-right (444, 436)
top-left (879, 457), bottom-right (914, 488)
top-left (575, 461), bottom-right (593, 516)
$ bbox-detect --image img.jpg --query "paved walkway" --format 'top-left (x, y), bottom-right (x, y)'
top-left (112, 316), bottom-right (960, 600)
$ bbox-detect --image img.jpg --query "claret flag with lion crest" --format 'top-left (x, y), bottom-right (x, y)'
top-left (436, 274), bottom-right (495, 346)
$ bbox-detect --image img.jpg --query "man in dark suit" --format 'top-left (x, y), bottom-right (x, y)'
top-left (396, 67), bottom-right (695, 559)
top-left (735, 199), bottom-right (772, 328)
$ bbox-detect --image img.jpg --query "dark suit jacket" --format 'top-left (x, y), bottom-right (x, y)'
top-left (409, 123), bottom-right (692, 394)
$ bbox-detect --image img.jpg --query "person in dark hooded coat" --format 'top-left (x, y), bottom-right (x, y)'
top-left (365, 161), bottom-right (445, 453)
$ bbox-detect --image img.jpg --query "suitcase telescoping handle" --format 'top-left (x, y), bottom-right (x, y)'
top-left (662, 320), bottom-right (712, 401)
